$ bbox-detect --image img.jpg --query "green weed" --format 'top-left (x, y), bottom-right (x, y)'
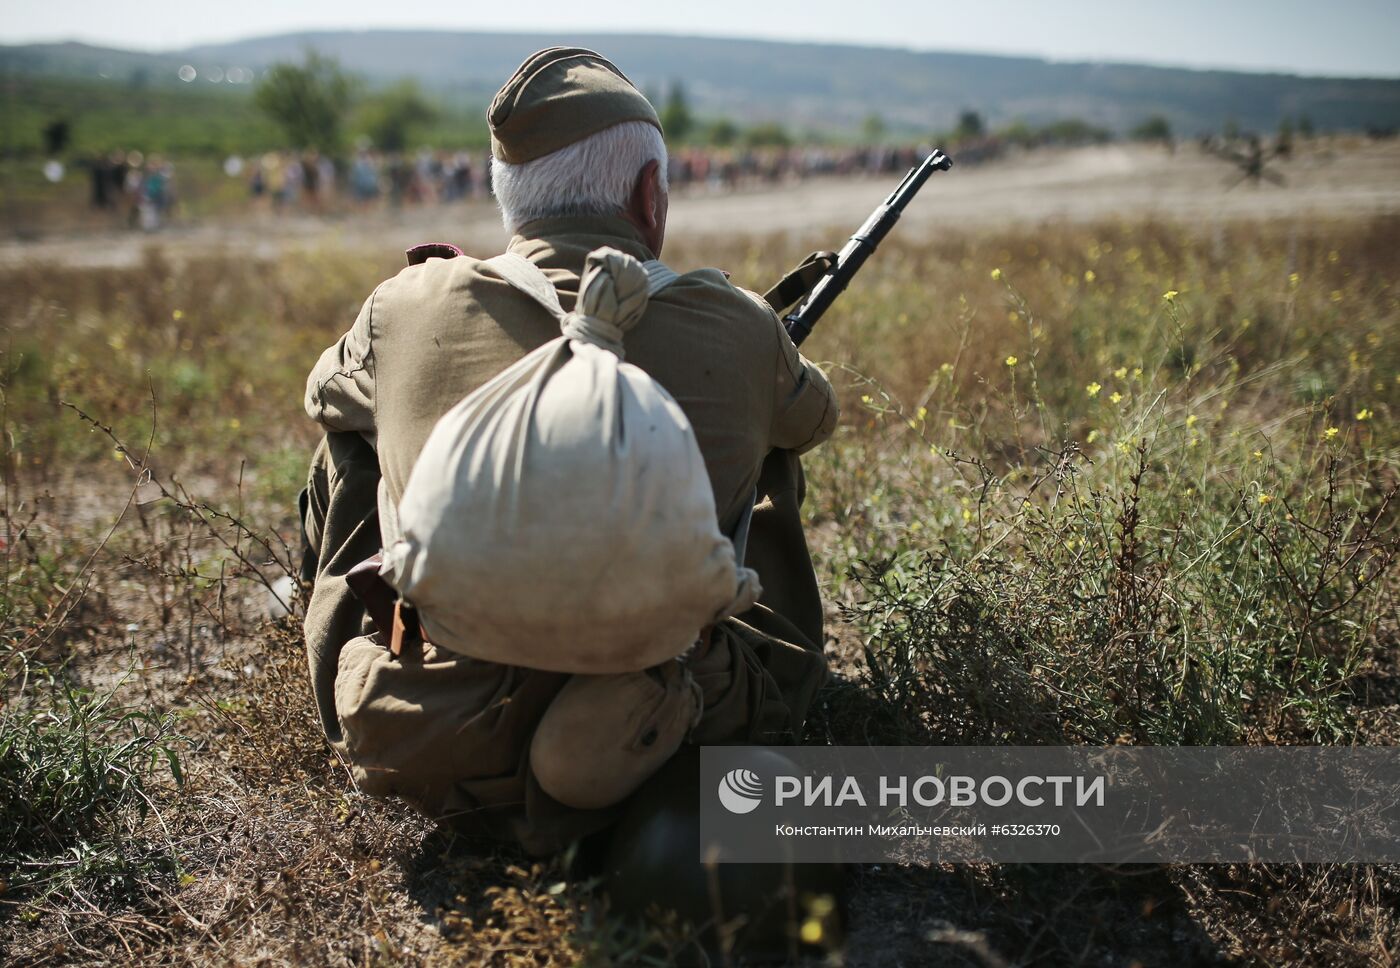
top-left (0, 650), bottom-right (185, 902)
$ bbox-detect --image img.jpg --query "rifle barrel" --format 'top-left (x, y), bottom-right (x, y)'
top-left (784, 148), bottom-right (952, 347)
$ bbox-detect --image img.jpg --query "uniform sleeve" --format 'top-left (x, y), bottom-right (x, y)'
top-left (764, 303), bottom-right (839, 453)
top-left (305, 285), bottom-right (379, 439)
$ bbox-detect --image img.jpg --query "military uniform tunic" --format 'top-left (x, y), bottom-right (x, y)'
top-left (301, 214), bottom-right (838, 853)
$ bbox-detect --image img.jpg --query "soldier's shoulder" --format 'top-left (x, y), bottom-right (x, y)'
top-left (656, 265), bottom-right (778, 324)
top-left (379, 245), bottom-right (492, 297)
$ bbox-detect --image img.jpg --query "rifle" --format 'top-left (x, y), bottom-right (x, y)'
top-left (764, 148), bottom-right (953, 347)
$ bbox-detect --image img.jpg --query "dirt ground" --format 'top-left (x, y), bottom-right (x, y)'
top-left (4, 139), bottom-right (1398, 270)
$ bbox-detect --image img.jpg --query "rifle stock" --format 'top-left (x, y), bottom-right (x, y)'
top-left (783, 148), bottom-right (953, 347)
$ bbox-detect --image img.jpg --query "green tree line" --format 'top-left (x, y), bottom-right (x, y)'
top-left (3, 52), bottom-right (1325, 161)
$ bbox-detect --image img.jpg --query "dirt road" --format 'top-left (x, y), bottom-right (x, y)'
top-left (3, 141), bottom-right (1397, 269)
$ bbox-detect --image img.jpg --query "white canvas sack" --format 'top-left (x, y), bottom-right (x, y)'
top-left (383, 247), bottom-right (761, 673)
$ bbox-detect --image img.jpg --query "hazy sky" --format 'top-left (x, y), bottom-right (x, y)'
top-left (4, 0), bottom-right (1400, 78)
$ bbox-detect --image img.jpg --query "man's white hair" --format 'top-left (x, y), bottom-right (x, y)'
top-left (492, 120), bottom-right (668, 232)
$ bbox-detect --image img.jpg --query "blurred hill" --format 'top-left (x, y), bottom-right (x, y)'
top-left (5, 30), bottom-right (1400, 140)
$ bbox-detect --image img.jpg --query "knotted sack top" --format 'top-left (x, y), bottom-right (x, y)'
top-left (561, 248), bottom-right (650, 357)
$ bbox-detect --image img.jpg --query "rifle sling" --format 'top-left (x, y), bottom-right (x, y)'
top-left (763, 250), bottom-right (838, 314)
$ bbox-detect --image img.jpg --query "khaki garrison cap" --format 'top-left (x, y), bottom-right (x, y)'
top-left (489, 47), bottom-right (663, 164)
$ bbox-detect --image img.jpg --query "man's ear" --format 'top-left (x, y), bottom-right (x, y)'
top-left (633, 159), bottom-right (661, 227)
top-left (625, 158), bottom-right (666, 257)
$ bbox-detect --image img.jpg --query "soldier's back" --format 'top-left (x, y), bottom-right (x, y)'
top-left (370, 214), bottom-right (818, 533)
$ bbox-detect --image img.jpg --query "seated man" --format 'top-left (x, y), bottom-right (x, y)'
top-left (300, 47), bottom-right (838, 856)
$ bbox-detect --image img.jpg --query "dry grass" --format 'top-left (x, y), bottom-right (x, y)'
top-left (2, 212), bottom-right (1397, 965)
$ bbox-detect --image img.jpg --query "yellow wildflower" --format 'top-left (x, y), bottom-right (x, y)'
top-left (1109, 391), bottom-right (1123, 404)
top-left (1113, 366), bottom-right (1128, 380)
top-left (1132, 367), bottom-right (1143, 379)
top-left (1324, 426), bottom-right (1339, 440)
top-left (1186, 414), bottom-right (1198, 427)
top-left (1086, 429), bottom-right (1099, 444)
top-left (860, 394), bottom-right (873, 405)
top-left (1005, 355), bottom-right (1018, 367)
top-left (1355, 408), bottom-right (1373, 421)
top-left (962, 507), bottom-right (973, 523)
top-left (1162, 289), bottom-right (1179, 301)
top-left (1258, 493), bottom-right (1274, 506)
top-left (1084, 270), bottom-right (1096, 283)
top-left (1086, 382), bottom-right (1102, 398)
top-left (917, 406), bottom-right (928, 421)
top-left (172, 309), bottom-right (184, 320)
top-left (1288, 272), bottom-right (1300, 288)
top-left (1252, 450), bottom-right (1264, 460)
top-left (990, 268), bottom-right (1003, 281)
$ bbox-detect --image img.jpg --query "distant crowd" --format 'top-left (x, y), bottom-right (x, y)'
top-left (87, 150), bottom-right (180, 231)
top-left (669, 144), bottom-right (929, 188)
top-left (236, 143), bottom-right (941, 215)
top-left (75, 123), bottom-right (1341, 231)
top-left (82, 142), bottom-right (948, 228)
top-left (247, 149), bottom-right (482, 212)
